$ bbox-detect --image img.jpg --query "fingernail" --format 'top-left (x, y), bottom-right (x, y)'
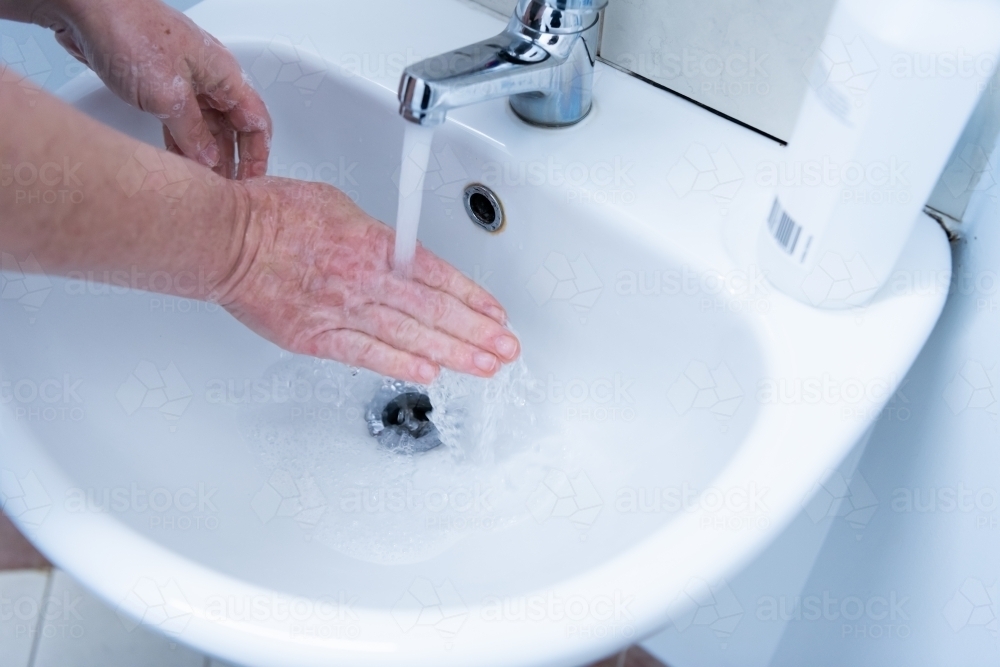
top-left (474, 352), bottom-right (498, 373)
top-left (495, 335), bottom-right (518, 359)
top-left (418, 362), bottom-right (438, 384)
top-left (200, 143), bottom-right (221, 167)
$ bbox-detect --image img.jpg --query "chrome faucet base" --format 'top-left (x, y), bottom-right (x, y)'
top-left (398, 0), bottom-right (607, 128)
top-left (509, 97), bottom-right (592, 128)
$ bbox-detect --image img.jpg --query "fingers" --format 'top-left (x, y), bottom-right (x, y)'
top-left (162, 106), bottom-right (235, 177)
top-left (200, 106), bottom-right (237, 179)
top-left (379, 276), bottom-right (520, 364)
top-left (309, 329), bottom-right (439, 385)
top-left (160, 87), bottom-right (221, 169)
top-left (162, 126), bottom-right (182, 155)
top-left (53, 29), bottom-right (87, 64)
top-left (192, 43), bottom-right (272, 179)
top-left (351, 304), bottom-right (502, 377)
top-left (411, 247), bottom-right (508, 324)
top-left (235, 129), bottom-right (270, 179)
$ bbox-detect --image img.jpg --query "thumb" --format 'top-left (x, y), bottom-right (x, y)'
top-left (160, 89), bottom-right (221, 168)
top-left (53, 29), bottom-right (87, 64)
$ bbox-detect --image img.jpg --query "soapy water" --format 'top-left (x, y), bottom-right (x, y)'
top-left (237, 348), bottom-right (572, 565)
top-left (393, 123), bottom-right (435, 277)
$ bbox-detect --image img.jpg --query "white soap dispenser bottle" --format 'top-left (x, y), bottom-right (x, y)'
top-left (757, 0), bottom-right (1000, 309)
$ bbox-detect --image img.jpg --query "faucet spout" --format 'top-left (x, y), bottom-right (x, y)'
top-left (398, 0), bottom-right (607, 128)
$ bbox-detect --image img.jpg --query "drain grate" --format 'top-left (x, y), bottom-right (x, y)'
top-left (365, 382), bottom-right (443, 453)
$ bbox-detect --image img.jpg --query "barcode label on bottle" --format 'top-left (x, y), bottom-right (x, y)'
top-left (767, 198), bottom-right (812, 264)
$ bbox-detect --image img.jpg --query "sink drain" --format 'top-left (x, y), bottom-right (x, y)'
top-left (463, 184), bottom-right (504, 232)
top-left (366, 381), bottom-right (443, 453)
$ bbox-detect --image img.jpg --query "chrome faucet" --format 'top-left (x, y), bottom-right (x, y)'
top-left (398, 0), bottom-right (607, 128)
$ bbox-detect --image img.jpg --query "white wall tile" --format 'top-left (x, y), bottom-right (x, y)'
top-left (31, 570), bottom-right (205, 667)
top-left (466, 0), bottom-right (517, 17)
top-left (0, 570), bottom-right (49, 667)
top-left (927, 66), bottom-right (1000, 224)
top-left (600, 0), bottom-right (835, 141)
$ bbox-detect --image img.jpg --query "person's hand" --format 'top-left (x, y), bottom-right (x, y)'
top-left (217, 178), bottom-right (521, 384)
top-left (36, 0), bottom-right (270, 179)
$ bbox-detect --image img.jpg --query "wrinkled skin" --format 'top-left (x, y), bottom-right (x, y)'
top-left (221, 178), bottom-right (521, 384)
top-left (38, 0), bottom-right (270, 178)
top-left (6, 0), bottom-right (521, 382)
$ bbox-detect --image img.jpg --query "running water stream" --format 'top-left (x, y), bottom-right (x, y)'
top-left (393, 123), bottom-right (436, 276)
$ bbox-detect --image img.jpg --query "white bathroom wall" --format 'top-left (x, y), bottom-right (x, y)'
top-left (927, 69), bottom-right (1000, 226)
top-left (598, 0), bottom-right (835, 141)
top-left (465, 0), bottom-right (516, 16)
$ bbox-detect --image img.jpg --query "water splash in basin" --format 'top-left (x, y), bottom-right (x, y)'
top-left (237, 353), bottom-right (560, 564)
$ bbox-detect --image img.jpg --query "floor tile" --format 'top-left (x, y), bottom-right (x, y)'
top-left (23, 569), bottom-right (663, 667)
top-left (0, 569), bottom-right (49, 667)
top-left (0, 512), bottom-right (50, 570)
top-left (209, 645), bottom-right (664, 667)
top-left (589, 646), bottom-right (668, 667)
top-left (31, 570), bottom-right (205, 667)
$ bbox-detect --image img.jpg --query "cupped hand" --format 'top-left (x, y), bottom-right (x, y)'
top-left (218, 178), bottom-right (521, 384)
top-left (39, 0), bottom-right (271, 179)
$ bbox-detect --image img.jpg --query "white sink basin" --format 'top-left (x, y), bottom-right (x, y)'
top-left (0, 1), bottom-right (950, 665)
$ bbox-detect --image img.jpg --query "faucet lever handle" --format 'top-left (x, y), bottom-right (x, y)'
top-left (513, 0), bottom-right (608, 34)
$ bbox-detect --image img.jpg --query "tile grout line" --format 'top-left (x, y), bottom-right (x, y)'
top-left (26, 569), bottom-right (54, 667)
